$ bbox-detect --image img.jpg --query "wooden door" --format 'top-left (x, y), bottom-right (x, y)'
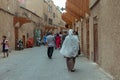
top-left (15, 27), bottom-right (19, 50)
top-left (93, 24), bottom-right (98, 63)
top-left (81, 22), bottom-right (84, 52)
top-left (22, 35), bottom-right (25, 48)
top-left (86, 19), bottom-right (90, 59)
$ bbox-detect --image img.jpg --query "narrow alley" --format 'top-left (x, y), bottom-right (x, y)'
top-left (0, 46), bottom-right (112, 80)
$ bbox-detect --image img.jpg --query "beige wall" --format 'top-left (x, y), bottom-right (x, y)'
top-left (99, 0), bottom-right (120, 79)
top-left (89, 0), bottom-right (100, 62)
top-left (52, 6), bottom-right (65, 27)
top-left (88, 0), bottom-right (120, 79)
top-left (82, 20), bottom-right (87, 56)
top-left (89, 0), bottom-right (98, 8)
top-left (23, 0), bottom-right (65, 31)
top-left (77, 0), bottom-right (120, 79)
top-left (25, 0), bottom-right (44, 18)
top-left (18, 22), bottom-right (35, 47)
top-left (16, 7), bottom-right (43, 47)
top-left (0, 0), bottom-right (19, 14)
top-left (0, 11), bottom-right (15, 50)
top-left (0, 0), bottom-right (43, 49)
top-left (18, 7), bottom-right (42, 25)
top-left (43, 0), bottom-right (65, 27)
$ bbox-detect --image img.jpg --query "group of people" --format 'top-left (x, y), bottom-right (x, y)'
top-left (46, 29), bottom-right (80, 72)
top-left (45, 32), bottom-right (62, 59)
top-left (0, 29), bottom-right (80, 72)
top-left (43, 31), bottom-right (67, 49)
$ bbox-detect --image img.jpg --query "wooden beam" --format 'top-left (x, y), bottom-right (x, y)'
top-left (63, 14), bottom-right (73, 22)
top-left (66, 1), bottom-right (83, 17)
top-left (64, 13), bottom-right (76, 22)
top-left (14, 17), bottom-right (31, 27)
top-left (68, 0), bottom-right (83, 10)
top-left (62, 14), bottom-right (72, 25)
top-left (66, 6), bottom-right (83, 18)
top-left (66, 10), bottom-right (80, 19)
top-left (66, 0), bottom-right (90, 17)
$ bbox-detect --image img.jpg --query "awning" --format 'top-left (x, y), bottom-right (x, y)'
top-left (62, 0), bottom-right (89, 24)
top-left (64, 12), bottom-right (76, 22)
top-left (62, 12), bottom-right (73, 25)
top-left (14, 16), bottom-right (31, 27)
top-left (68, 0), bottom-right (89, 13)
top-left (66, 1), bottom-right (83, 18)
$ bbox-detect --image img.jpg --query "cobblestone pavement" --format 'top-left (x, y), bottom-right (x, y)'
top-left (0, 46), bottom-right (112, 80)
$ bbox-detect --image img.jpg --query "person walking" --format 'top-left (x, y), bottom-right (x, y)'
top-left (1, 36), bottom-right (9, 58)
top-left (46, 32), bottom-right (55, 59)
top-left (73, 31), bottom-right (81, 56)
top-left (43, 34), bottom-right (47, 45)
top-left (55, 34), bottom-right (61, 49)
top-left (61, 31), bottom-right (67, 45)
top-left (60, 29), bottom-right (79, 72)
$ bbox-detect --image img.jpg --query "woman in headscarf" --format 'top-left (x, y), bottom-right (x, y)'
top-left (60, 29), bottom-right (79, 72)
top-left (55, 34), bottom-right (61, 49)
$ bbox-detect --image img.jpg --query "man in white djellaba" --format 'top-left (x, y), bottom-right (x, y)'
top-left (60, 29), bottom-right (79, 72)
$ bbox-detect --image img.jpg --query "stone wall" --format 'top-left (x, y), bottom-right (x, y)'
top-left (18, 7), bottom-right (42, 25)
top-left (99, 0), bottom-right (120, 79)
top-left (18, 22), bottom-right (35, 47)
top-left (89, 0), bottom-right (100, 62)
top-left (25, 0), bottom-right (44, 18)
top-left (0, 1), bottom-right (43, 50)
top-left (0, 0), bottom-right (19, 14)
top-left (82, 19), bottom-right (87, 56)
top-left (16, 7), bottom-right (43, 47)
top-left (0, 11), bottom-right (15, 50)
top-left (89, 0), bottom-right (120, 79)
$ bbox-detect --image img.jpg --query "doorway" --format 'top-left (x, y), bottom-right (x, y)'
top-left (22, 35), bottom-right (26, 48)
top-left (81, 22), bottom-right (84, 53)
top-left (86, 19), bottom-right (90, 59)
top-left (93, 23), bottom-right (98, 63)
top-left (15, 27), bottom-right (19, 50)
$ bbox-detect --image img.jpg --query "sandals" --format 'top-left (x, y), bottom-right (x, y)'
top-left (71, 69), bottom-right (75, 72)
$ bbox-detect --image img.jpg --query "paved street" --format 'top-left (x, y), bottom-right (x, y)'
top-left (0, 46), bottom-right (112, 80)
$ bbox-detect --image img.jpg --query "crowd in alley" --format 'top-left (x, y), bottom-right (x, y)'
top-left (0, 29), bottom-right (81, 72)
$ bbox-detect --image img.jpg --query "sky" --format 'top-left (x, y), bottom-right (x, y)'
top-left (52, 0), bottom-right (66, 8)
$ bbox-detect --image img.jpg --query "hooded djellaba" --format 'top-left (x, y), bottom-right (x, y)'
top-left (60, 29), bottom-right (79, 72)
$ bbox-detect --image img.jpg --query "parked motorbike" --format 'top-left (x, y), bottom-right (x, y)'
top-left (17, 40), bottom-right (24, 50)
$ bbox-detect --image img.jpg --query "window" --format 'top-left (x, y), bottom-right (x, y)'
top-left (48, 18), bottom-right (53, 25)
top-left (48, 5), bottom-right (52, 13)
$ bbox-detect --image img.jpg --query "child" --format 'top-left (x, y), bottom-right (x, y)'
top-left (1, 36), bottom-right (9, 58)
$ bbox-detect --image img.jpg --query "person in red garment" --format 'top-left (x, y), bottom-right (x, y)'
top-left (55, 34), bottom-right (61, 49)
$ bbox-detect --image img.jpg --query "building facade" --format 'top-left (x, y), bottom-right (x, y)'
top-left (0, 0), bottom-right (43, 49)
top-left (0, 0), bottom-right (65, 50)
top-left (25, 0), bottom-right (44, 18)
top-left (43, 0), bottom-right (65, 27)
top-left (62, 0), bottom-right (120, 80)
top-left (25, 0), bottom-right (65, 33)
top-left (78, 0), bottom-right (120, 80)
top-left (0, 0), bottom-right (19, 50)
top-left (89, 0), bottom-right (120, 79)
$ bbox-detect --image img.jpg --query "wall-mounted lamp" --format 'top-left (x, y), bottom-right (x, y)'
top-left (61, 7), bottom-right (66, 11)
